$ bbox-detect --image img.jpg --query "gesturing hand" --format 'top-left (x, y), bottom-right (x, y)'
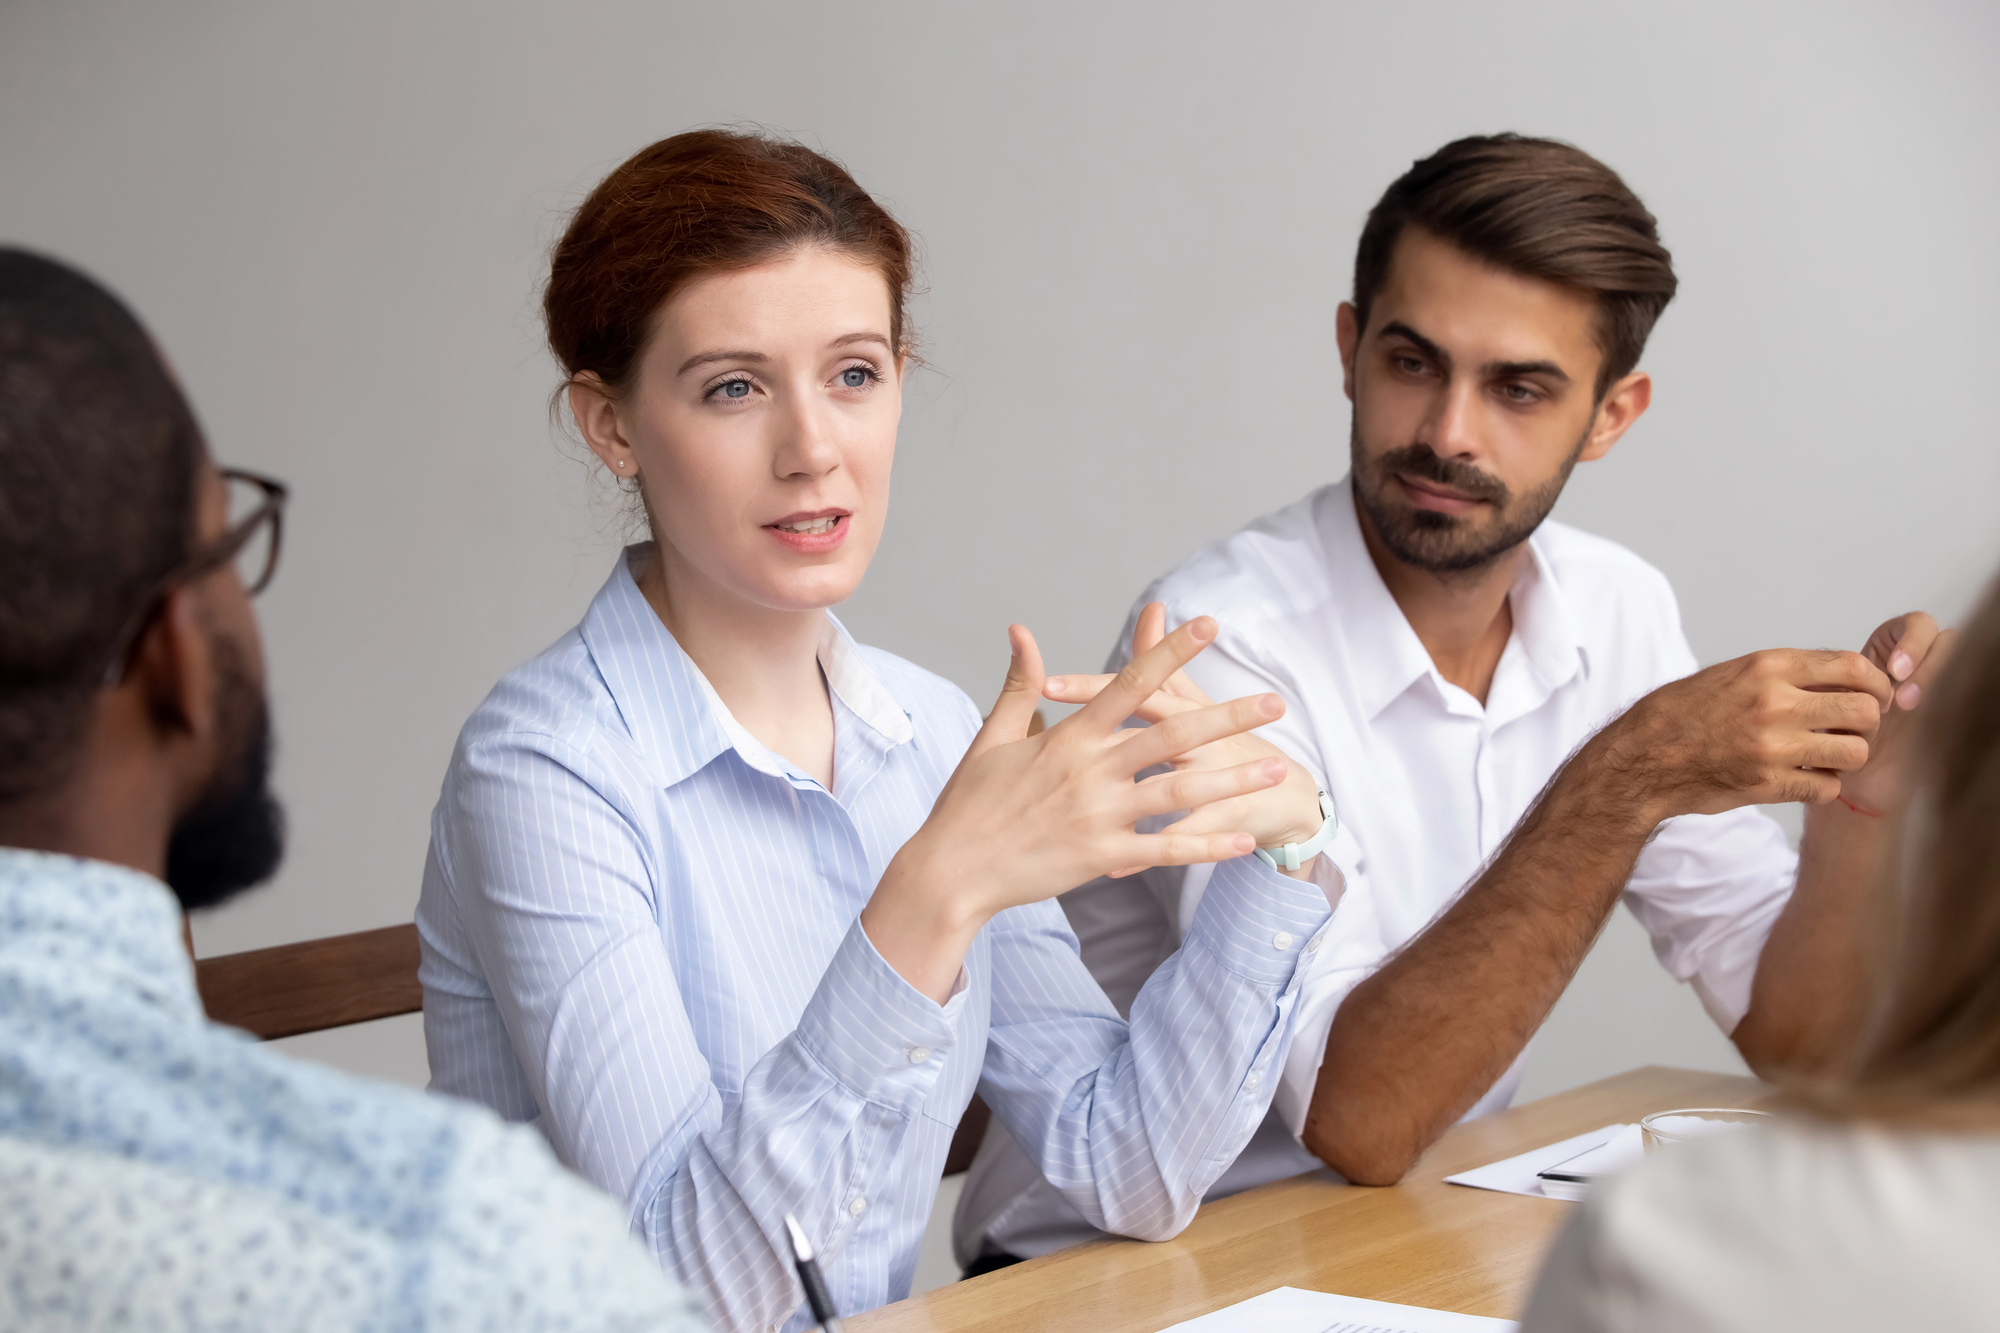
top-left (863, 615), bottom-right (1293, 1001)
top-left (1042, 603), bottom-right (1327, 875)
top-left (1840, 611), bottom-right (1955, 818)
top-left (1589, 647), bottom-right (1893, 826)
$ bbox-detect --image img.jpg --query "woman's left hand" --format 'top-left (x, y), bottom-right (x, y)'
top-left (1044, 603), bottom-right (1327, 877)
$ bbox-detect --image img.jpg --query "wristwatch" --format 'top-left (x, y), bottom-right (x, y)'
top-left (1254, 789), bottom-right (1338, 872)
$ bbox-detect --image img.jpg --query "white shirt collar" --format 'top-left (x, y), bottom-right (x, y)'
top-left (1313, 478), bottom-right (1586, 722)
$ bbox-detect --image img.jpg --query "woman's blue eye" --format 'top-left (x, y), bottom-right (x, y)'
top-left (840, 367), bottom-right (870, 389)
top-left (722, 380), bottom-right (750, 399)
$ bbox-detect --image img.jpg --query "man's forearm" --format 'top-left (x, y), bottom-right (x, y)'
top-left (1731, 800), bottom-right (1884, 1075)
top-left (1300, 742), bottom-right (1657, 1184)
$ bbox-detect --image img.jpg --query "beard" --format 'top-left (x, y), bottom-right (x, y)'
top-left (164, 636), bottom-right (285, 912)
top-left (1350, 415), bottom-right (1588, 575)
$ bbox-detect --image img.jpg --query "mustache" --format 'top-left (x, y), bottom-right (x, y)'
top-left (1376, 444), bottom-right (1510, 507)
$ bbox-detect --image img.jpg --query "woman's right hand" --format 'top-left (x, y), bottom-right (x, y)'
top-left (861, 616), bottom-right (1291, 1002)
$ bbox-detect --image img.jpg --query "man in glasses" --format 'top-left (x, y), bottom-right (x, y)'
top-left (0, 248), bottom-right (704, 1330)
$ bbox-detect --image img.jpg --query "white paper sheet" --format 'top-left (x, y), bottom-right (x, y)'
top-left (1442, 1124), bottom-right (1643, 1200)
top-left (1158, 1286), bottom-right (1517, 1332)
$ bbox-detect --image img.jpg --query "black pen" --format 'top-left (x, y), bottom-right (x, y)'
top-left (783, 1212), bottom-right (845, 1333)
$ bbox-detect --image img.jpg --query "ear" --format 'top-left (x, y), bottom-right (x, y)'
top-left (1335, 303), bottom-right (1361, 403)
top-left (1578, 370), bottom-right (1653, 463)
top-left (128, 586), bottom-right (217, 747)
top-left (569, 374), bottom-right (639, 478)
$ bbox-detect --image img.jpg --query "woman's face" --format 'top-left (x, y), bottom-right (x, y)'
top-left (587, 247), bottom-right (901, 616)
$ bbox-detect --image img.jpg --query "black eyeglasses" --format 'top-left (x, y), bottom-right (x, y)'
top-left (102, 468), bottom-right (289, 685)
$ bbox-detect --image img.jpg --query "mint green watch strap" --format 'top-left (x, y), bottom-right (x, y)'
top-left (1253, 789), bottom-right (1338, 872)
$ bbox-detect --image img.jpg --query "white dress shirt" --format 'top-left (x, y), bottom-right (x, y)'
top-left (1522, 1118), bottom-right (2000, 1331)
top-left (956, 479), bottom-right (1796, 1263)
top-left (417, 546), bottom-right (1335, 1333)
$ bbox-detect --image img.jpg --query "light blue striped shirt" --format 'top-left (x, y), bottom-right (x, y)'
top-left (417, 547), bottom-right (1336, 1332)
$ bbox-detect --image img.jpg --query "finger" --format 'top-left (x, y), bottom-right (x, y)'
top-left (1886, 612), bottom-right (1940, 696)
top-left (1044, 671), bottom-right (1207, 730)
top-left (1073, 616), bottom-right (1219, 737)
top-left (1127, 757), bottom-right (1286, 822)
top-left (1795, 688), bottom-right (1883, 738)
top-left (1131, 602), bottom-right (1168, 657)
top-left (1795, 732), bottom-right (1870, 772)
top-left (1118, 830), bottom-right (1258, 868)
top-left (1115, 693), bottom-right (1285, 775)
top-left (968, 624), bottom-right (1046, 758)
top-left (1767, 649), bottom-right (1893, 710)
top-left (1892, 624), bottom-right (1957, 712)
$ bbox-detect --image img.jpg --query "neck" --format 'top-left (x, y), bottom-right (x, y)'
top-left (1353, 487), bottom-right (1520, 705)
top-left (635, 543), bottom-right (836, 785)
top-left (0, 716), bottom-right (175, 882)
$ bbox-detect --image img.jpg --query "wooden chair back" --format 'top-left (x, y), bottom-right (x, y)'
top-left (192, 920), bottom-right (993, 1176)
top-left (194, 922), bottom-right (423, 1041)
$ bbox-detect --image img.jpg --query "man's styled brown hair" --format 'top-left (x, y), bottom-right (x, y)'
top-left (1353, 134), bottom-right (1678, 397)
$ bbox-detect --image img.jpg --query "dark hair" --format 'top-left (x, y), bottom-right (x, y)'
top-left (0, 248), bottom-right (202, 801)
top-left (1353, 134), bottom-right (1678, 398)
top-left (545, 129), bottom-right (916, 402)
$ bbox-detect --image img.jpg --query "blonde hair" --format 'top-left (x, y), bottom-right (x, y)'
top-left (1809, 574), bottom-right (2000, 1124)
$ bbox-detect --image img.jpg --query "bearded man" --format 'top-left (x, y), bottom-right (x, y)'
top-left (0, 249), bottom-right (703, 1330)
top-left (955, 133), bottom-right (1946, 1269)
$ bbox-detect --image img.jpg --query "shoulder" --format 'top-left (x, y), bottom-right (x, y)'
top-left (456, 628), bottom-right (623, 757)
top-left (1141, 488), bottom-right (1335, 635)
top-left (1144, 488), bottom-right (1328, 628)
top-left (1556, 1119), bottom-right (2000, 1329)
top-left (1533, 520), bottom-right (1683, 636)
top-left (0, 1132), bottom-right (403, 1326)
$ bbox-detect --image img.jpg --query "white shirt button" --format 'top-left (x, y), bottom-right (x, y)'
top-left (848, 1197), bottom-right (868, 1218)
top-left (1305, 927), bottom-right (1327, 952)
top-left (907, 1046), bottom-right (930, 1066)
top-left (1244, 1071), bottom-right (1262, 1093)
top-left (1272, 931), bottom-right (1293, 950)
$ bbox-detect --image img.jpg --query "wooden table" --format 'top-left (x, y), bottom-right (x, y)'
top-left (852, 1065), bottom-right (1766, 1332)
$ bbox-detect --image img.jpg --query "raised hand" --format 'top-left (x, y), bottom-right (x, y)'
top-left (862, 616), bottom-right (1292, 1001)
top-left (1587, 648), bottom-right (1893, 825)
top-left (1839, 611), bottom-right (1954, 817)
top-left (1042, 603), bottom-right (1327, 874)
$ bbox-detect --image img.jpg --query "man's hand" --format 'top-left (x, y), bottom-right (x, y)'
top-left (1042, 603), bottom-right (1327, 875)
top-left (1840, 612), bottom-right (1955, 818)
top-left (1585, 648), bottom-right (1892, 828)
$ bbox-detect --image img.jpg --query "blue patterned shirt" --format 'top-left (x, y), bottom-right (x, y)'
top-left (0, 846), bottom-right (705, 1332)
top-left (417, 547), bottom-right (1338, 1333)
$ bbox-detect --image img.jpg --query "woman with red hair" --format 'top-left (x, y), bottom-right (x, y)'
top-left (416, 130), bottom-right (1342, 1331)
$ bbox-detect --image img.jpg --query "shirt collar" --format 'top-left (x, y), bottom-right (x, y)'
top-left (1314, 479), bottom-right (1444, 722)
top-left (579, 545), bottom-right (914, 790)
top-left (1504, 533), bottom-right (1588, 702)
top-left (1315, 478), bottom-right (1586, 721)
top-left (0, 846), bottom-right (203, 1024)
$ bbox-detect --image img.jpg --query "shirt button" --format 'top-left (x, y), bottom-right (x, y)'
top-left (1244, 1071), bottom-right (1262, 1093)
top-left (908, 1046), bottom-right (931, 1066)
top-left (1305, 927), bottom-right (1327, 952)
top-left (849, 1197), bottom-right (868, 1218)
top-left (1272, 931), bottom-right (1293, 950)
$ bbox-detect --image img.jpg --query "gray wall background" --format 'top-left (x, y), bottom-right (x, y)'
top-left (4, 0), bottom-right (1995, 1105)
